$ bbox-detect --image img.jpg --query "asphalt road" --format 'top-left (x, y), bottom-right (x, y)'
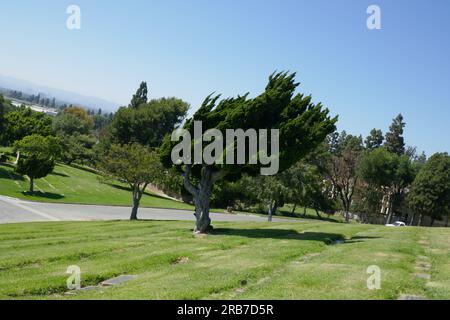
top-left (0, 195), bottom-right (291, 224)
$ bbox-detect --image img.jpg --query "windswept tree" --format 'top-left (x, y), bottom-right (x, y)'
top-left (407, 153), bottom-right (450, 226)
top-left (100, 143), bottom-right (163, 220)
top-left (161, 72), bottom-right (337, 233)
top-left (129, 81), bottom-right (148, 109)
top-left (385, 114), bottom-right (406, 155)
top-left (14, 134), bottom-right (61, 193)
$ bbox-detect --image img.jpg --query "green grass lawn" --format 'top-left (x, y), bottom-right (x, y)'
top-left (0, 162), bottom-right (193, 210)
top-left (0, 220), bottom-right (448, 300)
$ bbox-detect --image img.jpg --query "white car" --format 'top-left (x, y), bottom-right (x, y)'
top-left (385, 221), bottom-right (406, 227)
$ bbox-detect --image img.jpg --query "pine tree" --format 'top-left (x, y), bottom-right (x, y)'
top-left (385, 114), bottom-right (405, 155)
top-left (129, 82), bottom-right (148, 109)
top-left (365, 129), bottom-right (384, 150)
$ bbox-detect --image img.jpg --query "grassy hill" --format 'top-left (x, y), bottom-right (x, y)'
top-left (0, 220), bottom-right (448, 299)
top-left (0, 162), bottom-right (193, 210)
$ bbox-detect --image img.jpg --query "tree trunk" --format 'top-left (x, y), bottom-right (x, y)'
top-left (29, 175), bottom-right (34, 194)
top-left (445, 215), bottom-right (449, 228)
top-left (430, 218), bottom-right (435, 227)
top-left (315, 208), bottom-right (322, 219)
top-left (291, 204), bottom-right (297, 215)
top-left (385, 194), bottom-right (394, 225)
top-left (268, 201), bottom-right (277, 222)
top-left (130, 188), bottom-right (142, 220)
top-left (409, 212), bottom-right (416, 226)
top-left (344, 211), bottom-right (350, 223)
top-left (303, 206), bottom-right (307, 217)
top-left (183, 166), bottom-right (221, 234)
top-left (418, 213), bottom-right (423, 227)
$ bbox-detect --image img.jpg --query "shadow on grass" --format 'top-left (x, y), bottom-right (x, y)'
top-left (50, 171), bottom-right (69, 178)
top-left (21, 191), bottom-right (65, 200)
top-left (343, 235), bottom-right (381, 244)
top-left (212, 228), bottom-right (346, 244)
top-left (277, 209), bottom-right (343, 223)
top-left (0, 166), bottom-right (25, 181)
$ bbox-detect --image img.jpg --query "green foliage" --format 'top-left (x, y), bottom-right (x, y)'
top-left (385, 114), bottom-right (405, 155)
top-left (13, 134), bottom-right (61, 192)
top-left (101, 143), bottom-right (162, 188)
top-left (3, 107), bottom-right (53, 145)
top-left (129, 81), bottom-right (148, 109)
top-left (59, 134), bottom-right (96, 165)
top-left (109, 97), bottom-right (189, 147)
top-left (53, 110), bottom-right (93, 136)
top-left (283, 161), bottom-right (337, 215)
top-left (359, 147), bottom-right (415, 190)
top-left (408, 153), bottom-right (450, 222)
top-left (161, 72), bottom-right (337, 180)
top-left (365, 128), bottom-right (384, 150)
top-left (100, 143), bottom-right (164, 219)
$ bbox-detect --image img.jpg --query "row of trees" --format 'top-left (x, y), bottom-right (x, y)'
top-left (1, 73), bottom-right (449, 231)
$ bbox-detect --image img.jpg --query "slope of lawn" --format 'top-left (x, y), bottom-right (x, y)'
top-left (0, 162), bottom-right (193, 210)
top-left (0, 220), bottom-right (448, 300)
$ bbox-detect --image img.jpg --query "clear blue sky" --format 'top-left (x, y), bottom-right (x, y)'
top-left (1, 0), bottom-right (449, 155)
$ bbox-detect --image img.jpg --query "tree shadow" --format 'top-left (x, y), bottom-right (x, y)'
top-left (211, 228), bottom-right (346, 244)
top-left (50, 171), bottom-right (70, 178)
top-left (21, 191), bottom-right (65, 200)
top-left (342, 235), bottom-right (381, 244)
top-left (277, 208), bottom-right (343, 223)
top-left (0, 166), bottom-right (25, 181)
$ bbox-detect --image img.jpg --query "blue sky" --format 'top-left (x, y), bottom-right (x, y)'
top-left (0, 0), bottom-right (449, 155)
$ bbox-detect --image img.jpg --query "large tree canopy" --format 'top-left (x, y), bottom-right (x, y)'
top-left (109, 97), bottom-right (189, 147)
top-left (407, 153), bottom-right (450, 226)
top-left (161, 72), bottom-right (337, 233)
top-left (3, 107), bottom-right (53, 145)
top-left (359, 147), bottom-right (416, 223)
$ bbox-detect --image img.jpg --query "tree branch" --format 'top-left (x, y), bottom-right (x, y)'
top-left (182, 165), bottom-right (199, 197)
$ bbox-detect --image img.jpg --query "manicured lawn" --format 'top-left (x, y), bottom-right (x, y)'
top-left (0, 162), bottom-right (193, 210)
top-left (0, 220), bottom-right (447, 300)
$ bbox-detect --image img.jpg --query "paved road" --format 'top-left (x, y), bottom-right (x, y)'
top-left (0, 195), bottom-right (291, 224)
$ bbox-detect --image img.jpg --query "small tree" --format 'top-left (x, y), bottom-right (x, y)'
top-left (101, 143), bottom-right (162, 220)
top-left (319, 132), bottom-right (363, 222)
top-left (407, 153), bottom-right (450, 226)
top-left (14, 135), bottom-right (61, 193)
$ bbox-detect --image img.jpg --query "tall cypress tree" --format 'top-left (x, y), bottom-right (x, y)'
top-left (385, 114), bottom-right (405, 155)
top-left (129, 81), bottom-right (148, 109)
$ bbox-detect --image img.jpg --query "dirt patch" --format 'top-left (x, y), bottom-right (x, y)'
top-left (172, 256), bottom-right (189, 265)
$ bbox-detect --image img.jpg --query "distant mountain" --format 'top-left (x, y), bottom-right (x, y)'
top-left (0, 74), bottom-right (120, 112)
